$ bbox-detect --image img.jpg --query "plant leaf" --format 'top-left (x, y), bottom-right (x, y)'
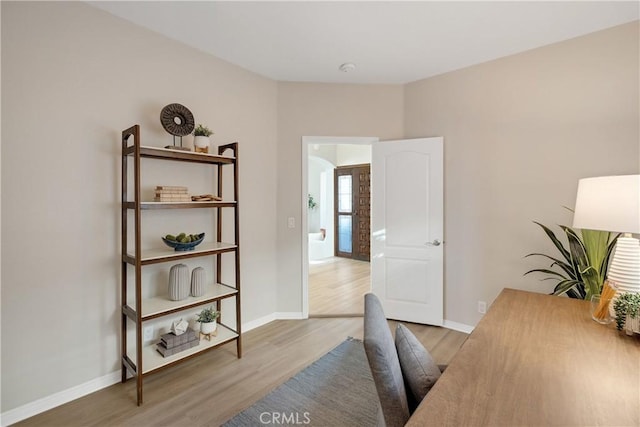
top-left (524, 268), bottom-right (568, 280)
top-left (566, 288), bottom-right (582, 299)
top-left (533, 221), bottom-right (571, 264)
top-left (525, 253), bottom-right (576, 279)
top-left (561, 225), bottom-right (600, 297)
top-left (549, 261), bottom-right (578, 280)
top-left (601, 233), bottom-right (620, 277)
top-left (581, 229), bottom-right (611, 277)
top-left (553, 279), bottom-right (583, 296)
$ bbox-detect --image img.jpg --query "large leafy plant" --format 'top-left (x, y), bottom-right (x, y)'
top-left (525, 221), bottom-right (618, 300)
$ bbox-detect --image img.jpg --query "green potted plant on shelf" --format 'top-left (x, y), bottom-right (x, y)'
top-left (196, 306), bottom-right (220, 334)
top-left (613, 292), bottom-right (640, 335)
top-left (193, 124), bottom-right (214, 154)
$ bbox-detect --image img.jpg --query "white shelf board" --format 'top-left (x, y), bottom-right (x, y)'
top-left (140, 201), bottom-right (235, 206)
top-left (127, 242), bottom-right (237, 263)
top-left (140, 145), bottom-right (235, 160)
top-left (142, 283), bottom-right (237, 319)
top-left (142, 324), bottom-right (238, 374)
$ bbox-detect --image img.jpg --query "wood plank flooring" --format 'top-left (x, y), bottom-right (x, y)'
top-left (309, 257), bottom-right (370, 316)
top-left (16, 318), bottom-right (468, 427)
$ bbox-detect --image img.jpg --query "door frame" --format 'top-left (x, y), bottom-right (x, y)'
top-left (301, 136), bottom-right (378, 318)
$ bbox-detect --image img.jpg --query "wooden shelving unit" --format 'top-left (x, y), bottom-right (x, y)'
top-left (121, 125), bottom-right (241, 405)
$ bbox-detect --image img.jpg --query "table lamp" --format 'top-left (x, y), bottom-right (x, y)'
top-left (572, 175), bottom-right (640, 326)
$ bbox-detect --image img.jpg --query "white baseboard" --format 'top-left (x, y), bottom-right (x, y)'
top-left (242, 313), bottom-right (277, 332)
top-left (1, 370), bottom-right (121, 427)
top-left (1, 310), bottom-right (324, 426)
top-left (443, 319), bottom-right (475, 334)
top-left (275, 312), bottom-right (305, 320)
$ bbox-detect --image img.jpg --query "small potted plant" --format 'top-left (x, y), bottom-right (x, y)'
top-left (196, 306), bottom-right (220, 334)
top-left (613, 292), bottom-right (640, 335)
top-left (308, 194), bottom-right (317, 210)
top-left (193, 124), bottom-right (214, 153)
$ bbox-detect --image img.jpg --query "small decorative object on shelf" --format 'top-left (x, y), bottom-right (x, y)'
top-left (155, 186), bottom-right (190, 202)
top-left (613, 292), bottom-right (640, 335)
top-left (191, 194), bottom-right (222, 202)
top-left (156, 327), bottom-right (199, 357)
top-left (193, 124), bottom-right (214, 154)
top-left (162, 232), bottom-right (205, 251)
top-left (160, 103), bottom-right (195, 151)
top-left (168, 264), bottom-right (189, 301)
top-left (191, 267), bottom-right (206, 297)
top-left (197, 306), bottom-right (220, 338)
top-left (170, 319), bottom-right (189, 336)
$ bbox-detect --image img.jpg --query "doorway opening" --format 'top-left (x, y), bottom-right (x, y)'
top-left (301, 136), bottom-right (378, 318)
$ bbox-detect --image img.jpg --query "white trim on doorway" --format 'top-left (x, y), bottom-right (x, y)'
top-left (301, 136), bottom-right (379, 318)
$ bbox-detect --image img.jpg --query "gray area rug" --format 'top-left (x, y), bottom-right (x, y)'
top-left (222, 337), bottom-right (378, 427)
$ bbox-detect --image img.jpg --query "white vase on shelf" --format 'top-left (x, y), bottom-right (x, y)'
top-left (168, 263), bottom-right (189, 301)
top-left (191, 267), bottom-right (206, 297)
top-left (193, 136), bottom-right (210, 153)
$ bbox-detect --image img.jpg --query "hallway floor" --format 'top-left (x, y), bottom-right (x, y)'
top-left (309, 257), bottom-right (370, 316)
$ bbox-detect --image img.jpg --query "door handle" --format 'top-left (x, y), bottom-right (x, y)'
top-left (425, 239), bottom-right (442, 246)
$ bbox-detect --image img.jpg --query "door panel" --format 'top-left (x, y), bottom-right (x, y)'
top-left (385, 152), bottom-right (430, 247)
top-left (371, 138), bottom-right (443, 325)
top-left (337, 215), bottom-right (353, 254)
top-left (385, 257), bottom-right (429, 303)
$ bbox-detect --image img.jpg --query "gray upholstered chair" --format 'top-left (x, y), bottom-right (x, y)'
top-left (364, 293), bottom-right (444, 426)
top-left (363, 293), bottom-right (411, 427)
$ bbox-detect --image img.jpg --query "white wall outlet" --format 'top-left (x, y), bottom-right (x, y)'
top-left (287, 217), bottom-right (296, 228)
top-left (143, 326), bottom-right (154, 341)
top-left (478, 301), bottom-right (487, 314)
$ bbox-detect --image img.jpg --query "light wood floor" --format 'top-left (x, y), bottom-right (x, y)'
top-left (16, 318), bottom-right (468, 427)
top-left (309, 257), bottom-right (370, 316)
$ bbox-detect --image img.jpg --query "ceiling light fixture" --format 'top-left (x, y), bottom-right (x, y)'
top-left (339, 62), bottom-right (356, 73)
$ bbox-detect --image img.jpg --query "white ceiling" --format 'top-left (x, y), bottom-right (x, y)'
top-left (90, 1), bottom-right (639, 84)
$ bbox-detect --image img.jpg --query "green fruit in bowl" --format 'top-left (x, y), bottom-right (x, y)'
top-left (162, 232), bottom-right (205, 251)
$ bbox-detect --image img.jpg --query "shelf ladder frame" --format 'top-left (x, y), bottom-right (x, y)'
top-left (120, 126), bottom-right (242, 406)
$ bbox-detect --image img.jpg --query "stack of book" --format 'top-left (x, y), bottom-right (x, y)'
top-left (155, 186), bottom-right (190, 202)
top-left (156, 328), bottom-right (199, 357)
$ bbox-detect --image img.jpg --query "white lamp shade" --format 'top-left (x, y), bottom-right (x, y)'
top-left (572, 175), bottom-right (640, 233)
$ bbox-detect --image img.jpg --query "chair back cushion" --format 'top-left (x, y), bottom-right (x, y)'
top-left (395, 324), bottom-right (442, 410)
top-left (363, 293), bottom-right (410, 427)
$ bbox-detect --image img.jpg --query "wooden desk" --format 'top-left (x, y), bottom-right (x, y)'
top-left (407, 288), bottom-right (640, 426)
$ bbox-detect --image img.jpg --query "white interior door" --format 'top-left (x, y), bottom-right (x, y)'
top-left (371, 137), bottom-right (443, 325)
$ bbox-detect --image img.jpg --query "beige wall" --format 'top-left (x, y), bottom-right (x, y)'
top-left (276, 83), bottom-right (404, 312)
top-left (404, 21), bottom-right (640, 326)
top-left (1, 2), bottom-right (278, 412)
top-left (2, 0), bottom-right (638, 418)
